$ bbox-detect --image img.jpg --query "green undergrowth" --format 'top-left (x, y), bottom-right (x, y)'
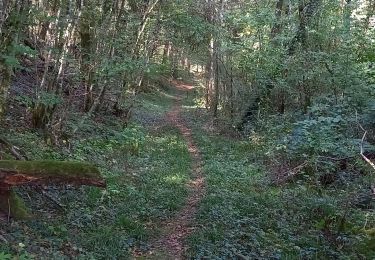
top-left (183, 109), bottom-right (375, 259)
top-left (0, 89), bottom-right (191, 258)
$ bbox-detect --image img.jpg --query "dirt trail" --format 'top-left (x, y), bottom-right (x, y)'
top-left (143, 82), bottom-right (205, 259)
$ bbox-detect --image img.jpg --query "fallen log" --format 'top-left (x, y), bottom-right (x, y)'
top-left (0, 160), bottom-right (106, 219)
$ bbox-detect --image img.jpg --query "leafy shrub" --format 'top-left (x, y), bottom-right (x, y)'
top-left (251, 97), bottom-right (369, 184)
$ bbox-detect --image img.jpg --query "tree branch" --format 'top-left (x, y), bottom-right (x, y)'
top-left (356, 112), bottom-right (375, 171)
top-left (0, 136), bottom-right (28, 160)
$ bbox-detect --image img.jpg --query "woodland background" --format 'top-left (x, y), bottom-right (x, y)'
top-left (0, 0), bottom-right (375, 258)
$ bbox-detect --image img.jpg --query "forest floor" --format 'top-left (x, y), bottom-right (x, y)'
top-left (0, 79), bottom-right (374, 259)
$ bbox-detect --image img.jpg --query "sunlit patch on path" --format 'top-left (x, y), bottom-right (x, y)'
top-left (169, 80), bottom-right (196, 91)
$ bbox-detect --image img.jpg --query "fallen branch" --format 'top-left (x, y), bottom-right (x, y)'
top-left (316, 155), bottom-right (356, 161)
top-left (0, 136), bottom-right (28, 160)
top-left (360, 130), bottom-right (375, 171)
top-left (356, 113), bottom-right (375, 171)
top-left (274, 161), bottom-right (308, 185)
top-left (40, 188), bottom-right (66, 209)
top-left (0, 233), bottom-right (7, 243)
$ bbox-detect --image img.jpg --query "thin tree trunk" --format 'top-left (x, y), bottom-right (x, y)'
top-left (206, 37), bottom-right (214, 110)
top-left (0, 67), bottom-right (11, 119)
top-left (162, 41), bottom-right (171, 64)
top-left (271, 0), bottom-right (284, 39)
top-left (79, 0), bottom-right (94, 112)
top-left (364, 0), bottom-right (375, 31)
top-left (211, 0), bottom-right (224, 119)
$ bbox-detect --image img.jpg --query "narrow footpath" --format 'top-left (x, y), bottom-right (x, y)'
top-left (146, 83), bottom-right (206, 259)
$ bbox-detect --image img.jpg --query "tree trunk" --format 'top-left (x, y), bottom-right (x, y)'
top-left (162, 41), bottom-right (171, 64)
top-left (0, 67), bottom-right (11, 119)
top-left (271, 0), bottom-right (284, 39)
top-left (289, 0), bottom-right (321, 54)
top-left (205, 37), bottom-right (214, 110)
top-left (364, 0), bottom-right (375, 31)
top-left (78, 0), bottom-right (94, 112)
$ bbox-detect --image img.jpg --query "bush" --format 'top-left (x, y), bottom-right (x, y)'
top-left (250, 96), bottom-right (372, 184)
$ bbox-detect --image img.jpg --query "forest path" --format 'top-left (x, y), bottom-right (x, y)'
top-left (143, 81), bottom-right (205, 259)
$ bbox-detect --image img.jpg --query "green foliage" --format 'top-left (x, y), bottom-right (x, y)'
top-left (73, 124), bottom-right (146, 161)
top-left (1, 44), bottom-right (37, 70)
top-left (0, 252), bottom-right (12, 260)
top-left (164, 10), bottom-right (212, 51)
top-left (244, 94), bottom-right (375, 187)
top-left (33, 92), bottom-right (62, 107)
top-left (0, 252), bottom-right (30, 260)
top-left (283, 100), bottom-right (357, 158)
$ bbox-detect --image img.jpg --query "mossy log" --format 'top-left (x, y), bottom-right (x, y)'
top-left (0, 160), bottom-right (106, 219)
top-left (0, 160), bottom-right (106, 188)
